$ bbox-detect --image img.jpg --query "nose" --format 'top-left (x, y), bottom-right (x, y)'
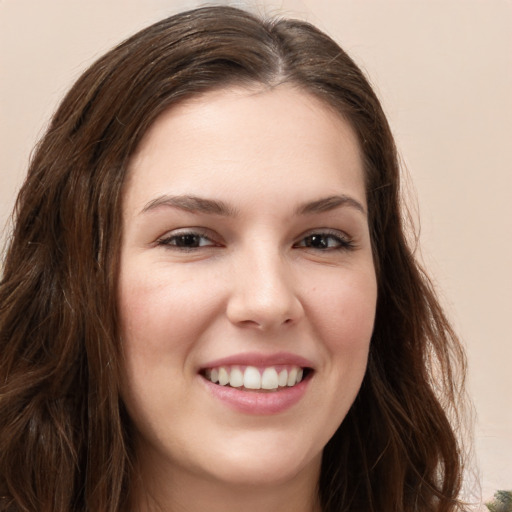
top-left (226, 247), bottom-right (304, 330)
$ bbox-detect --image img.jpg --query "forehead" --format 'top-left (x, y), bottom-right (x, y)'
top-left (124, 84), bottom-right (365, 214)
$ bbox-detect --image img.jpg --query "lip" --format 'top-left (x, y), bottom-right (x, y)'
top-left (198, 351), bottom-right (314, 415)
top-left (199, 351), bottom-right (315, 370)
top-left (200, 373), bottom-right (311, 415)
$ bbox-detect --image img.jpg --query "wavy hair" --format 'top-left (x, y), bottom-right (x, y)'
top-left (0, 6), bottom-right (466, 511)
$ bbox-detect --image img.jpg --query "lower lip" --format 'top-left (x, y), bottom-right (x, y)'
top-left (201, 374), bottom-right (311, 415)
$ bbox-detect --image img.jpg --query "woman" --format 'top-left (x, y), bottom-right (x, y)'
top-left (0, 6), bottom-right (467, 512)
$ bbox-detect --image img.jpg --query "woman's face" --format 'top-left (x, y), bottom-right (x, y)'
top-left (118, 85), bottom-right (377, 491)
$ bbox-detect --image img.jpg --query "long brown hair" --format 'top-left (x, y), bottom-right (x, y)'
top-left (0, 6), bottom-right (467, 511)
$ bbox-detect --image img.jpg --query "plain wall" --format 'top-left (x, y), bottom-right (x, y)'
top-left (1, 0), bottom-right (511, 503)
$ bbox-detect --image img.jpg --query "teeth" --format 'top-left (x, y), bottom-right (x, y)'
top-left (287, 367), bottom-right (298, 386)
top-left (243, 366), bottom-right (261, 389)
top-left (218, 367), bottom-right (229, 386)
top-left (204, 365), bottom-right (307, 390)
top-left (261, 368), bottom-right (279, 390)
top-left (229, 367), bottom-right (244, 388)
top-left (278, 369), bottom-right (288, 387)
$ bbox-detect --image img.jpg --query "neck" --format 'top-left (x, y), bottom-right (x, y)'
top-left (129, 453), bottom-right (322, 512)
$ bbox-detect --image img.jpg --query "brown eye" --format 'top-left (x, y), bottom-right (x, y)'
top-left (173, 234), bottom-right (202, 247)
top-left (304, 234), bottom-right (331, 249)
top-left (295, 232), bottom-right (354, 251)
top-left (157, 231), bottom-right (216, 250)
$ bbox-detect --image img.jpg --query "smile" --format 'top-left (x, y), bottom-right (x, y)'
top-left (198, 352), bottom-right (314, 414)
top-left (203, 365), bottom-right (307, 391)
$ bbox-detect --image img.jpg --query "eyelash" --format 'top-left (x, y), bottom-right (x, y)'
top-left (157, 229), bottom-right (355, 252)
top-left (157, 230), bottom-right (217, 251)
top-left (293, 230), bottom-right (355, 251)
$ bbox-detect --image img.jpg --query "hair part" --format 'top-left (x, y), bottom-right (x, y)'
top-left (0, 6), bottom-right (466, 511)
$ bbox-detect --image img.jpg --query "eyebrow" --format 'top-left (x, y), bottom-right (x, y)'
top-left (296, 195), bottom-right (366, 216)
top-left (140, 193), bottom-right (366, 217)
top-left (141, 194), bottom-right (238, 216)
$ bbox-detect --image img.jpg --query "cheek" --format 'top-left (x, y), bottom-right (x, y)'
top-left (118, 265), bottom-right (221, 353)
top-left (304, 268), bottom-right (377, 353)
top-left (117, 268), bottom-right (217, 429)
top-left (117, 267), bottom-right (221, 413)
top-left (301, 268), bottom-right (376, 440)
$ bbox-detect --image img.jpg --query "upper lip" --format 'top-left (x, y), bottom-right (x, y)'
top-left (199, 351), bottom-right (315, 370)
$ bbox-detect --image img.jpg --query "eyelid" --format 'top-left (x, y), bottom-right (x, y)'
top-left (156, 228), bottom-right (220, 249)
top-left (293, 228), bottom-right (355, 249)
top-left (154, 227), bottom-right (355, 251)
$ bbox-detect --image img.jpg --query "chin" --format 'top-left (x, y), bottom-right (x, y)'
top-left (202, 450), bottom-right (322, 489)
top-left (190, 430), bottom-right (324, 489)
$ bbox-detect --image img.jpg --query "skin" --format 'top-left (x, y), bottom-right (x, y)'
top-left (118, 84), bottom-right (377, 512)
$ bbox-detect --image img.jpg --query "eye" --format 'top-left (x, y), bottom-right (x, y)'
top-left (157, 230), bottom-right (218, 250)
top-left (294, 231), bottom-right (355, 251)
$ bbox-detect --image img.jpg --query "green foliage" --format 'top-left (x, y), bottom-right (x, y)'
top-left (486, 491), bottom-right (512, 512)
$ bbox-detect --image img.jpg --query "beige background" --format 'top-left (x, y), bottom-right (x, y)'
top-left (1, 0), bottom-right (511, 503)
